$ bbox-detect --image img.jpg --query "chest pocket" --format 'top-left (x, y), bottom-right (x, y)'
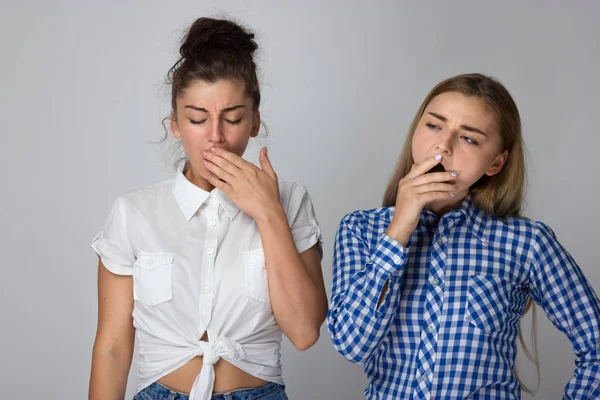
top-left (465, 274), bottom-right (516, 333)
top-left (243, 248), bottom-right (270, 303)
top-left (133, 251), bottom-right (174, 306)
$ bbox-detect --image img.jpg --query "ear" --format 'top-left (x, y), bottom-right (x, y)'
top-left (170, 111), bottom-right (181, 139)
top-left (486, 149), bottom-right (508, 176)
top-left (250, 110), bottom-right (261, 138)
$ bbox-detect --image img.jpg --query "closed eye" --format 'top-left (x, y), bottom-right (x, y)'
top-left (225, 118), bottom-right (243, 125)
top-left (426, 123), bottom-right (441, 131)
top-left (189, 119), bottom-right (207, 125)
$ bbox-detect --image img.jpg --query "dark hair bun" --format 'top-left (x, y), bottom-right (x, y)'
top-left (180, 18), bottom-right (258, 61)
top-left (168, 17), bottom-right (262, 113)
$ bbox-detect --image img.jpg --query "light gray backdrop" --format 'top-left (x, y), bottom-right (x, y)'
top-left (1, 1), bottom-right (599, 399)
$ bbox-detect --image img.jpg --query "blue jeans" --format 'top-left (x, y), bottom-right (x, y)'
top-left (134, 381), bottom-right (288, 400)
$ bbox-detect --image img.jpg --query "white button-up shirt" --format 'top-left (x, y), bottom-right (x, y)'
top-left (92, 171), bottom-right (322, 399)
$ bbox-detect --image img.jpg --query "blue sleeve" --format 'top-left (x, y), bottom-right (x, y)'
top-left (327, 212), bottom-right (408, 364)
top-left (528, 221), bottom-right (600, 399)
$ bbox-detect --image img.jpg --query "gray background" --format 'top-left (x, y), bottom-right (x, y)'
top-left (1, 1), bottom-right (599, 399)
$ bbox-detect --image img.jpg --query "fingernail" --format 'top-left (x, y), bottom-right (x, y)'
top-left (211, 147), bottom-right (217, 152)
top-left (451, 172), bottom-right (458, 177)
top-left (434, 154), bottom-right (442, 161)
top-left (452, 184), bottom-right (458, 189)
top-left (449, 193), bottom-right (456, 198)
top-left (264, 147), bottom-right (268, 155)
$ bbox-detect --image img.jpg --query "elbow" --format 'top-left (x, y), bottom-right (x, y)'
top-left (92, 335), bottom-right (134, 363)
top-left (334, 340), bottom-right (368, 364)
top-left (328, 325), bottom-right (368, 364)
top-left (337, 346), bottom-right (368, 365)
top-left (290, 329), bottom-right (320, 351)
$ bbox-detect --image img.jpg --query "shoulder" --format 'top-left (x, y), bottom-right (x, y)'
top-left (338, 207), bottom-right (394, 234)
top-left (488, 214), bottom-right (538, 233)
top-left (278, 179), bottom-right (311, 207)
top-left (278, 179), bottom-right (307, 196)
top-left (115, 177), bottom-right (174, 213)
top-left (487, 214), bottom-right (559, 257)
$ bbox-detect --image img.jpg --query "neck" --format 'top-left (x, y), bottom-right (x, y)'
top-left (184, 163), bottom-right (215, 192)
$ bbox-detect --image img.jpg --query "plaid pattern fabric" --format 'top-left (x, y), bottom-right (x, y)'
top-left (327, 197), bottom-right (600, 399)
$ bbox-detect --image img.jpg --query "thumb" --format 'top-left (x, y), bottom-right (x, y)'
top-left (259, 147), bottom-right (276, 178)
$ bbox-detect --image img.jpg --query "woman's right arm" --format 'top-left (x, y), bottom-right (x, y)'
top-left (327, 154), bottom-right (457, 364)
top-left (327, 212), bottom-right (409, 365)
top-left (89, 260), bottom-right (135, 400)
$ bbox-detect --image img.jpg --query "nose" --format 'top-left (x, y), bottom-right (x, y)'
top-left (435, 130), bottom-right (453, 155)
top-left (208, 120), bottom-right (225, 144)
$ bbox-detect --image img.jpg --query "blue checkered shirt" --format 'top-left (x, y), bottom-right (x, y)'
top-left (327, 197), bottom-right (600, 399)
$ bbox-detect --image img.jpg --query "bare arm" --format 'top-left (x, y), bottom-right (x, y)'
top-left (257, 210), bottom-right (328, 350)
top-left (89, 260), bottom-right (135, 400)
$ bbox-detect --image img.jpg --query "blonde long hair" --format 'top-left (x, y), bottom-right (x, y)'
top-left (383, 73), bottom-right (538, 394)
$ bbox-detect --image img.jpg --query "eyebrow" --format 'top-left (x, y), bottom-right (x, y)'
top-left (428, 112), bottom-right (488, 137)
top-left (184, 104), bottom-right (246, 113)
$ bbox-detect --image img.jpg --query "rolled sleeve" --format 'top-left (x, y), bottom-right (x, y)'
top-left (284, 182), bottom-right (323, 257)
top-left (91, 196), bottom-right (135, 275)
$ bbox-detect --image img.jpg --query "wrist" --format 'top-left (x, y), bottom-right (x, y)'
top-left (254, 203), bottom-right (286, 225)
top-left (386, 221), bottom-right (412, 248)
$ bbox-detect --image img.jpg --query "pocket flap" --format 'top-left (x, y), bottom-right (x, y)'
top-left (135, 251), bottom-right (174, 269)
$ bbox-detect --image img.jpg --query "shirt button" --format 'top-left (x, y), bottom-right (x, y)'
top-left (210, 220), bottom-right (217, 227)
top-left (427, 324), bottom-right (435, 333)
top-left (205, 286), bottom-right (211, 294)
top-left (207, 248), bottom-right (214, 255)
top-left (418, 375), bottom-right (428, 383)
top-left (147, 259), bottom-right (153, 266)
top-left (429, 276), bottom-right (439, 287)
top-left (392, 255), bottom-right (402, 265)
top-left (438, 236), bottom-right (447, 244)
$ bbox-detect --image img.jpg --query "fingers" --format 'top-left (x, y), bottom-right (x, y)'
top-left (203, 150), bottom-right (242, 176)
top-left (208, 147), bottom-right (250, 170)
top-left (259, 147), bottom-right (277, 178)
top-left (421, 191), bottom-right (457, 203)
top-left (205, 173), bottom-right (231, 193)
top-left (406, 153), bottom-right (444, 179)
top-left (415, 182), bottom-right (458, 197)
top-left (203, 158), bottom-right (236, 183)
top-left (410, 171), bottom-right (458, 187)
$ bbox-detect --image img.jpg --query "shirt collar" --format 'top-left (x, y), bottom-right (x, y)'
top-left (172, 170), bottom-right (240, 221)
top-left (419, 195), bottom-right (490, 242)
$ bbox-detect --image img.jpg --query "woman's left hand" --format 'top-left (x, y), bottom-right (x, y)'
top-left (202, 147), bottom-right (282, 221)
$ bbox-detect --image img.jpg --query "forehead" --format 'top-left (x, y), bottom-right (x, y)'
top-left (424, 92), bottom-right (498, 132)
top-left (177, 79), bottom-right (248, 106)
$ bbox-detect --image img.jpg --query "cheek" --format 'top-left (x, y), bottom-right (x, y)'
top-left (411, 130), bottom-right (430, 162)
top-left (225, 124), bottom-right (253, 154)
top-left (180, 127), bottom-right (202, 143)
top-left (178, 126), bottom-right (208, 154)
top-left (228, 135), bottom-right (251, 157)
top-left (454, 154), bottom-right (494, 186)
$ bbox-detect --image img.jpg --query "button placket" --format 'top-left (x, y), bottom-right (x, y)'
top-left (199, 202), bottom-right (219, 332)
top-left (413, 222), bottom-right (450, 399)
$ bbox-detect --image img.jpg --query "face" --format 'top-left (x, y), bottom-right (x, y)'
top-left (412, 91), bottom-right (508, 198)
top-left (171, 79), bottom-right (260, 180)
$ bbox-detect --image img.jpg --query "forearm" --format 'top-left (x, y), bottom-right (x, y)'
top-left (89, 339), bottom-right (133, 400)
top-left (328, 238), bottom-right (406, 363)
top-left (327, 228), bottom-right (406, 364)
top-left (256, 205), bottom-right (326, 350)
